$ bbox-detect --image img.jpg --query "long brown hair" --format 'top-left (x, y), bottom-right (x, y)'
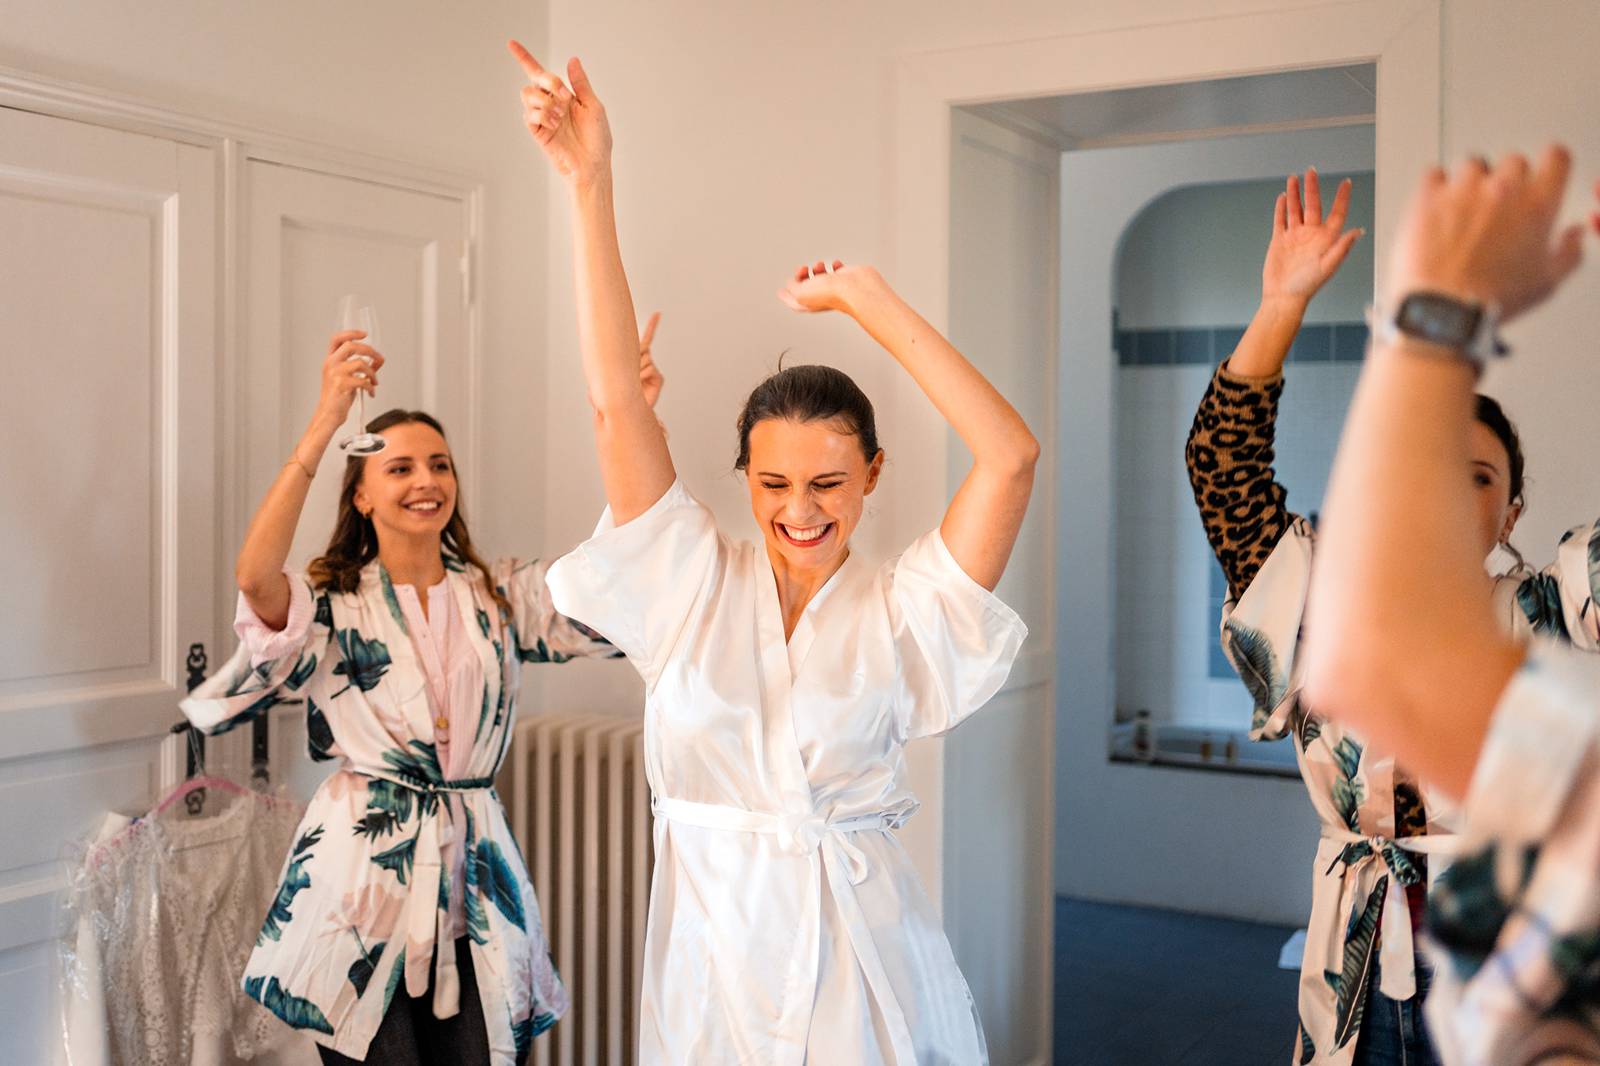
top-left (307, 409), bottom-right (511, 618)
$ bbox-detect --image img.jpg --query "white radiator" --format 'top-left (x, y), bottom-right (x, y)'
top-left (504, 713), bottom-right (653, 1066)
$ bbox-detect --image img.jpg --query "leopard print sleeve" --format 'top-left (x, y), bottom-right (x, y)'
top-left (1184, 361), bottom-right (1301, 599)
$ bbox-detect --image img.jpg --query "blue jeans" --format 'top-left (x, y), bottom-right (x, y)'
top-left (1351, 958), bottom-right (1442, 1066)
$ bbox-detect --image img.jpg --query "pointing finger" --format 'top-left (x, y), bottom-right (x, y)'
top-left (507, 40), bottom-right (547, 81)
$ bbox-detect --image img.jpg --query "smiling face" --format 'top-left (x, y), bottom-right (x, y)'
top-left (352, 420), bottom-right (457, 546)
top-left (745, 417), bottom-right (883, 576)
top-left (1468, 419), bottom-right (1522, 560)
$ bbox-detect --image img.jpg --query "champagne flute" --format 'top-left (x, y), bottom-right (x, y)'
top-left (335, 294), bottom-right (386, 456)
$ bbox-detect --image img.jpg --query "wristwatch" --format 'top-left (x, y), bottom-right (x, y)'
top-left (1370, 291), bottom-right (1508, 371)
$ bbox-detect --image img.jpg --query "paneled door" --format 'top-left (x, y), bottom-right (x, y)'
top-left (0, 104), bottom-right (218, 1062)
top-left (238, 157), bottom-right (474, 800)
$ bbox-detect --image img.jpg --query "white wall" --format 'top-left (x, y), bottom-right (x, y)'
top-left (1056, 125), bottom-right (1374, 924)
top-left (531, 0), bottom-right (1376, 911)
top-left (532, 0), bottom-right (1600, 942)
top-left (1444, 0), bottom-right (1600, 555)
top-left (1117, 176), bottom-right (1375, 329)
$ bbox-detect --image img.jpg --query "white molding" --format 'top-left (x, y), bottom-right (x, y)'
top-left (0, 63), bottom-right (478, 199)
top-left (159, 177), bottom-right (183, 701)
top-left (1073, 111), bottom-right (1374, 151)
top-left (463, 188), bottom-right (486, 512)
top-left (1, 684), bottom-right (184, 761)
top-left (964, 104), bottom-right (1080, 152)
top-left (218, 139), bottom-right (245, 647)
top-left (0, 876), bottom-right (61, 954)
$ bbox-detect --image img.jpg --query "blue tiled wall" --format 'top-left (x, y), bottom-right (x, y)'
top-left (1116, 321), bottom-right (1368, 366)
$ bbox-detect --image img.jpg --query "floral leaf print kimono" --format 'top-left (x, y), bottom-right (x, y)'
top-left (1186, 363), bottom-right (1600, 1064)
top-left (544, 481), bottom-right (1028, 1066)
top-left (1423, 641), bottom-right (1600, 1066)
top-left (180, 554), bottom-right (617, 1064)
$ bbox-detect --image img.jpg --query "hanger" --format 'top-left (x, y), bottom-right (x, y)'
top-left (150, 773), bottom-right (252, 818)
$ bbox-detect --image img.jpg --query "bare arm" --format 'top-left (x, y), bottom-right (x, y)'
top-left (1302, 149), bottom-right (1586, 797)
top-left (780, 262), bottom-right (1038, 589)
top-left (511, 43), bottom-right (674, 523)
top-left (235, 330), bottom-right (382, 628)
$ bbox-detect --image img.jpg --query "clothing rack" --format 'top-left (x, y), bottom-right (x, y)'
top-left (171, 642), bottom-right (271, 792)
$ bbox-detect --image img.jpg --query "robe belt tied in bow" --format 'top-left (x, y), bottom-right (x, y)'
top-left (359, 768), bottom-right (496, 1014)
top-left (1321, 826), bottom-right (1462, 1002)
top-left (651, 795), bottom-right (920, 1065)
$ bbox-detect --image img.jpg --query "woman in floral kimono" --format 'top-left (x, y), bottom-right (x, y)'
top-left (509, 43), bottom-right (1037, 1065)
top-left (1303, 149), bottom-right (1599, 1065)
top-left (181, 318), bottom-right (663, 1065)
top-left (1184, 167), bottom-right (1598, 1065)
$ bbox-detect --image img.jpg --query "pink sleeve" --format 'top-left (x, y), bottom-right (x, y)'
top-left (233, 572), bottom-right (315, 668)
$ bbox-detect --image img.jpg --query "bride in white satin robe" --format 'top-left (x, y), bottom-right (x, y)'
top-left (509, 40), bottom-right (1039, 1065)
top-left (548, 481), bottom-right (1027, 1063)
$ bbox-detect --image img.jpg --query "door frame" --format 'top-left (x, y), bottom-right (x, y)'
top-left (889, 3), bottom-right (1441, 1059)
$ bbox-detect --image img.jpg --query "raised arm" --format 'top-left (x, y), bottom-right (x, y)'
top-left (780, 262), bottom-right (1039, 590)
top-left (1185, 169), bottom-right (1363, 596)
top-left (235, 330), bottom-right (383, 628)
top-left (1231, 169), bottom-right (1362, 377)
top-left (510, 42), bottom-right (674, 523)
top-left (1302, 149), bottom-right (1586, 797)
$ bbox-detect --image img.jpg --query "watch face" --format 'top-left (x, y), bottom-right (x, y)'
top-left (1397, 293), bottom-right (1483, 346)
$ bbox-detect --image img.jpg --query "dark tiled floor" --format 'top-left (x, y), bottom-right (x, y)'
top-left (1054, 897), bottom-right (1300, 1066)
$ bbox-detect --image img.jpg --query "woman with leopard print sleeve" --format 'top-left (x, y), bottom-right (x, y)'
top-left (1185, 169), bottom-right (1597, 1066)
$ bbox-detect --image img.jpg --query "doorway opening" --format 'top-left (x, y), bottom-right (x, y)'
top-left (946, 62), bottom-right (1380, 1065)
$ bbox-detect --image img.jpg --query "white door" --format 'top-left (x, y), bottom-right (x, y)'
top-left (238, 158), bottom-right (473, 799)
top-left (942, 108), bottom-right (1059, 1065)
top-left (0, 104), bottom-right (218, 1063)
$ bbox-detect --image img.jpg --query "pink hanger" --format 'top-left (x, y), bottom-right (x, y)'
top-left (88, 775), bottom-right (259, 864)
top-left (150, 773), bottom-right (251, 817)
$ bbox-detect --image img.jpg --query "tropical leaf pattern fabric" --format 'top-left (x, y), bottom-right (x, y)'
top-left (258, 825), bottom-right (323, 944)
top-left (1421, 643), bottom-right (1600, 1065)
top-left (1188, 361), bottom-right (1600, 1064)
top-left (179, 553), bottom-right (615, 1063)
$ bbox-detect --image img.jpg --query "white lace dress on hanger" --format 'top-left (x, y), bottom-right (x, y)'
top-left (60, 787), bottom-right (320, 1066)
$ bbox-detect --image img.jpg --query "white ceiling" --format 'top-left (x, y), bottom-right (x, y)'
top-left (973, 64), bottom-right (1377, 150)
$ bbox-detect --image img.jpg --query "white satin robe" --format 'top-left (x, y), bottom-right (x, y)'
top-left (545, 481), bottom-right (1028, 1065)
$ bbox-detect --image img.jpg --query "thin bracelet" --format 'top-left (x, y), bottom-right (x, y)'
top-left (287, 452), bottom-right (317, 480)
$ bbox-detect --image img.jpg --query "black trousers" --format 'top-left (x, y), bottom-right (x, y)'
top-left (316, 938), bottom-right (523, 1066)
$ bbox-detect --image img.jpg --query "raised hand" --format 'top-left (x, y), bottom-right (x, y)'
top-left (778, 260), bottom-right (885, 315)
top-left (508, 41), bottom-right (610, 185)
top-left (1261, 168), bottom-right (1363, 306)
top-left (1386, 146), bottom-right (1583, 322)
top-left (638, 311), bottom-right (664, 409)
top-left (315, 329), bottom-right (384, 429)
